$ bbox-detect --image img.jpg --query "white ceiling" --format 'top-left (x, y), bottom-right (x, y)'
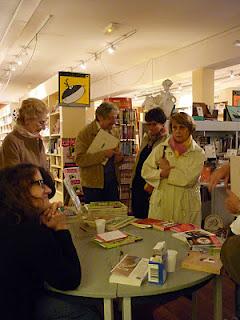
top-left (1, 0), bottom-right (240, 103)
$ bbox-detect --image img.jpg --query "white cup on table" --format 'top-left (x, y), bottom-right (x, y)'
top-left (167, 249), bottom-right (178, 272)
top-left (95, 219), bottom-right (106, 234)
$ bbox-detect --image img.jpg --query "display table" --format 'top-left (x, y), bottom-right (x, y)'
top-left (118, 225), bottom-right (222, 320)
top-left (48, 221), bottom-right (222, 320)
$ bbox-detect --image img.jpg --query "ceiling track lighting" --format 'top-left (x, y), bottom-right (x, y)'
top-left (230, 70), bottom-right (235, 79)
top-left (79, 60), bottom-right (86, 70)
top-left (107, 44), bottom-right (116, 54)
top-left (233, 40), bottom-right (240, 47)
top-left (104, 22), bottom-right (119, 35)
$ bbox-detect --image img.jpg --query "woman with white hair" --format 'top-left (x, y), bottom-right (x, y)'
top-left (0, 97), bottom-right (48, 169)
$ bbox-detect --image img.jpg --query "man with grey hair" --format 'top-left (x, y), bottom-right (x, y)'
top-left (75, 102), bottom-right (123, 203)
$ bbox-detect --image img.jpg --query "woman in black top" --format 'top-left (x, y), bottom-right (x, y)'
top-left (131, 107), bottom-right (167, 218)
top-left (0, 163), bottom-right (100, 320)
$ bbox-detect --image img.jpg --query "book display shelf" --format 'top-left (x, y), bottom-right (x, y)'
top-left (193, 120), bottom-right (240, 157)
top-left (43, 92), bottom-right (86, 203)
top-left (118, 108), bottom-right (139, 211)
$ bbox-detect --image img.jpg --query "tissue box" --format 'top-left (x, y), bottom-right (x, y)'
top-left (148, 254), bottom-right (168, 285)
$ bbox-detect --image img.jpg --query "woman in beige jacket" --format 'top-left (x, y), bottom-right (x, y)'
top-left (142, 112), bottom-right (205, 225)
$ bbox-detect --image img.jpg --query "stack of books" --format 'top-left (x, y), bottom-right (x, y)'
top-left (93, 230), bottom-right (143, 249)
top-left (131, 218), bottom-right (199, 232)
top-left (84, 201), bottom-right (128, 218)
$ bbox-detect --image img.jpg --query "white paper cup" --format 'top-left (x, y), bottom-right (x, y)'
top-left (95, 219), bottom-right (106, 234)
top-left (167, 249), bottom-right (178, 272)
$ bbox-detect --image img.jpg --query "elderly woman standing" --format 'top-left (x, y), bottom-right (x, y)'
top-left (131, 107), bottom-right (167, 218)
top-left (142, 112), bottom-right (205, 225)
top-left (0, 98), bottom-right (48, 169)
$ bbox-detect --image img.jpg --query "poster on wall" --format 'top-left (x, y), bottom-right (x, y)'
top-left (58, 71), bottom-right (90, 107)
top-left (232, 90), bottom-right (240, 107)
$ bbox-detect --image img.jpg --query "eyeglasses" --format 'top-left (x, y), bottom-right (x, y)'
top-left (31, 179), bottom-right (45, 188)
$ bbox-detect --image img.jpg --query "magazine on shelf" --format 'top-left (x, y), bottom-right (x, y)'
top-left (109, 254), bottom-right (149, 286)
top-left (181, 251), bottom-right (222, 275)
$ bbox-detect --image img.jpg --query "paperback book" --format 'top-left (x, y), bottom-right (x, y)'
top-left (109, 254), bottom-right (149, 286)
top-left (131, 218), bottom-right (163, 229)
top-left (106, 216), bottom-right (136, 231)
top-left (181, 251), bottom-right (222, 275)
top-left (93, 233), bottom-right (143, 249)
top-left (172, 229), bottom-right (223, 250)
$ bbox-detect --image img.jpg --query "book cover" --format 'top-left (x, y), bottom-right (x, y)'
top-left (172, 229), bottom-right (222, 249)
top-left (109, 254), bottom-right (149, 286)
top-left (96, 230), bottom-right (127, 242)
top-left (169, 223), bottom-right (199, 232)
top-left (87, 129), bottom-right (119, 154)
top-left (153, 221), bottom-right (179, 231)
top-left (131, 218), bottom-right (163, 228)
top-left (63, 167), bottom-right (83, 195)
top-left (106, 216), bottom-right (136, 231)
top-left (93, 233), bottom-right (143, 249)
top-left (181, 251), bottom-right (222, 275)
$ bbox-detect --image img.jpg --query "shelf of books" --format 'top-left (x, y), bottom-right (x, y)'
top-left (43, 92), bottom-right (87, 203)
top-left (193, 120), bottom-right (240, 158)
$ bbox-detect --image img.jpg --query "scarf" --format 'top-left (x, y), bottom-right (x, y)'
top-left (147, 126), bottom-right (167, 147)
top-left (169, 135), bottom-right (192, 157)
top-left (14, 124), bottom-right (41, 139)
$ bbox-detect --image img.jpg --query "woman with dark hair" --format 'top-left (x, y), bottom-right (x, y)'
top-left (0, 163), bottom-right (100, 320)
top-left (142, 112), bottom-right (205, 225)
top-left (131, 107), bottom-right (167, 218)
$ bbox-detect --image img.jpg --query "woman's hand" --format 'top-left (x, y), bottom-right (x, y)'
top-left (225, 189), bottom-right (240, 214)
top-left (40, 202), bottom-right (68, 231)
top-left (208, 164), bottom-right (230, 192)
top-left (159, 158), bottom-right (174, 178)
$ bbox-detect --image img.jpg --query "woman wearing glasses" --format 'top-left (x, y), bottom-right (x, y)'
top-left (0, 98), bottom-right (49, 169)
top-left (0, 163), bottom-right (100, 320)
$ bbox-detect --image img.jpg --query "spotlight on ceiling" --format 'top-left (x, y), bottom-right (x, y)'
top-left (233, 40), bottom-right (240, 47)
top-left (107, 44), bottom-right (116, 54)
top-left (79, 60), bottom-right (86, 70)
top-left (230, 70), bottom-right (235, 79)
top-left (104, 22), bottom-right (119, 35)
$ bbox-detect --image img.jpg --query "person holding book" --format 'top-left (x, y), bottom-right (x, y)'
top-left (131, 107), bottom-right (167, 218)
top-left (142, 112), bottom-right (205, 225)
top-left (75, 102), bottom-right (123, 203)
top-left (0, 163), bottom-right (100, 320)
top-left (0, 98), bottom-right (49, 170)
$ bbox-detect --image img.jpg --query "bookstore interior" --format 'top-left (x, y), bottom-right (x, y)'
top-left (1, 2), bottom-right (240, 318)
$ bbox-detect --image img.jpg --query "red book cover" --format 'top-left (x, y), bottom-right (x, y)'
top-left (170, 223), bottom-right (199, 232)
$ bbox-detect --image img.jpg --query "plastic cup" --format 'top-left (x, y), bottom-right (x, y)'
top-left (95, 219), bottom-right (106, 234)
top-left (167, 249), bottom-right (178, 272)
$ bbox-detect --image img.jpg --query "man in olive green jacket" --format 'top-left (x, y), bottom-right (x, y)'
top-left (75, 102), bottom-right (123, 203)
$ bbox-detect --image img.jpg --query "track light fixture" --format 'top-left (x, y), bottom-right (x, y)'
top-left (230, 70), bottom-right (235, 79)
top-left (107, 44), bottom-right (116, 54)
top-left (79, 60), bottom-right (86, 70)
top-left (104, 22), bottom-right (119, 35)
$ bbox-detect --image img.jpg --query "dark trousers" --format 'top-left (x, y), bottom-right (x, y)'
top-left (83, 181), bottom-right (119, 204)
top-left (131, 177), bottom-right (150, 219)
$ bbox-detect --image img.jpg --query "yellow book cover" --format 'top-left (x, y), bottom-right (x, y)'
top-left (181, 251), bottom-right (222, 275)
